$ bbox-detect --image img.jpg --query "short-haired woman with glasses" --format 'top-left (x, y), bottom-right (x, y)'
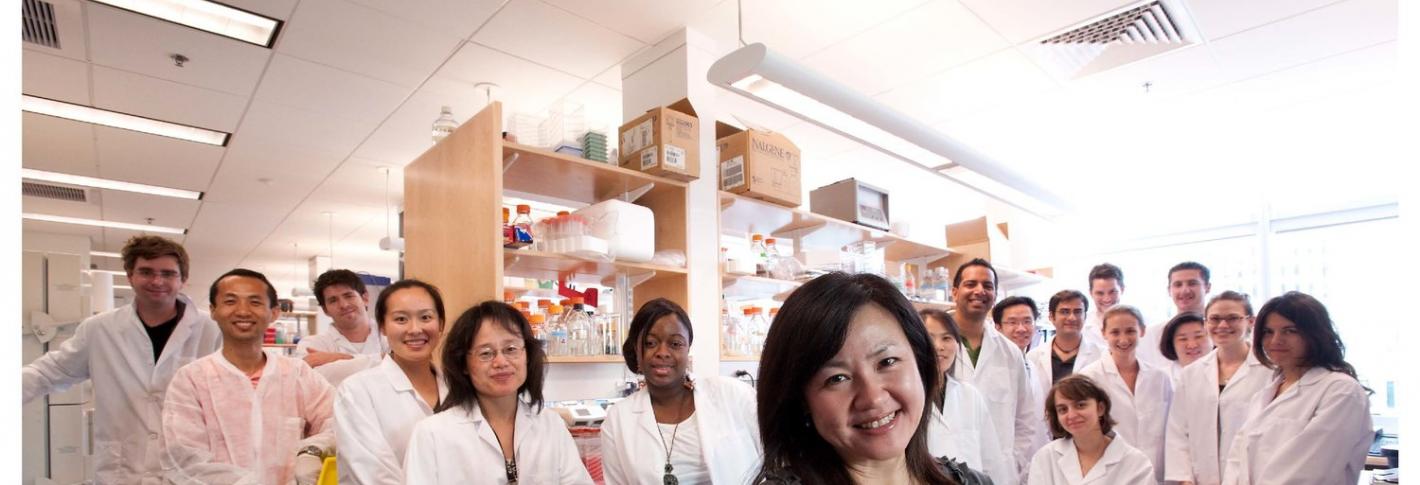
top-left (404, 301), bottom-right (593, 484)
top-left (1163, 292), bottom-right (1271, 485)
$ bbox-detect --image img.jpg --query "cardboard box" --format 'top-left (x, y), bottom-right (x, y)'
top-left (940, 216), bottom-right (1013, 271)
top-left (716, 122), bottom-right (802, 207)
top-left (617, 98), bottom-right (699, 181)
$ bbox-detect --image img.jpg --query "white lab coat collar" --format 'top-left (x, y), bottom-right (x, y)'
top-left (1051, 432), bottom-right (1131, 483)
top-left (459, 397), bottom-right (540, 461)
top-left (1261, 366), bottom-right (1331, 410)
top-left (377, 354), bottom-right (448, 412)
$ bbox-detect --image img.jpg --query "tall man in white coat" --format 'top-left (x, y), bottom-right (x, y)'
top-left (949, 258), bottom-right (1040, 477)
top-left (22, 236), bottom-right (223, 484)
top-left (295, 269), bottom-right (389, 386)
top-left (1084, 263), bottom-right (1125, 349)
top-left (1140, 262), bottom-right (1213, 371)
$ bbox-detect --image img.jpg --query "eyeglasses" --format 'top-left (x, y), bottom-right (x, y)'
top-left (132, 268), bottom-right (182, 280)
top-left (471, 344), bottom-right (526, 363)
top-left (999, 319), bottom-right (1035, 328)
top-left (1053, 309), bottom-right (1085, 317)
top-left (1208, 315), bottom-right (1247, 325)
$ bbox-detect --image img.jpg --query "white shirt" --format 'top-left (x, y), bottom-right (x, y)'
top-left (928, 376), bottom-right (1018, 485)
top-left (404, 399), bottom-right (594, 485)
top-left (336, 355), bottom-right (449, 485)
top-left (1026, 336), bottom-right (1106, 423)
top-left (1164, 348), bottom-right (1270, 485)
top-left (22, 295), bottom-right (223, 485)
top-left (1221, 367), bottom-right (1372, 485)
top-left (953, 324), bottom-right (1039, 474)
top-left (1028, 433), bottom-right (1157, 485)
top-left (294, 322), bottom-right (389, 386)
top-left (601, 376), bottom-right (761, 485)
top-left (657, 414), bottom-right (710, 485)
top-left (1082, 311), bottom-right (1107, 350)
top-left (1076, 356), bottom-right (1173, 483)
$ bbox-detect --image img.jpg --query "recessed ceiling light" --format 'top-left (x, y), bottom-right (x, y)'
top-left (92, 0), bottom-right (282, 47)
top-left (91, 251), bottom-right (124, 258)
top-left (22, 95), bottom-right (230, 146)
top-left (23, 213), bottom-right (187, 235)
top-left (23, 169), bottom-right (204, 200)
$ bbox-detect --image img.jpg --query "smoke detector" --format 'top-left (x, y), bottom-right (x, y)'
top-left (1025, 0), bottom-right (1200, 80)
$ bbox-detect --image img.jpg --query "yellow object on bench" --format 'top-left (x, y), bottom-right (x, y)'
top-left (317, 456), bottom-right (337, 485)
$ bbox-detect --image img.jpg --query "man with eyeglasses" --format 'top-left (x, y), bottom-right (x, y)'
top-left (23, 235), bottom-right (223, 484)
top-left (162, 268), bottom-right (333, 485)
top-left (1026, 290), bottom-right (1106, 443)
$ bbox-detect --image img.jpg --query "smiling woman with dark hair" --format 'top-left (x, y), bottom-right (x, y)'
top-left (600, 298), bottom-right (761, 485)
top-left (753, 272), bottom-right (991, 485)
top-left (403, 301), bottom-right (592, 484)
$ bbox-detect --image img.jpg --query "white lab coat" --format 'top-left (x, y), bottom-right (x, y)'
top-left (1026, 337), bottom-right (1106, 442)
top-left (953, 325), bottom-right (1039, 473)
top-left (601, 375), bottom-right (761, 485)
top-left (336, 355), bottom-right (449, 485)
top-left (293, 322), bottom-right (389, 386)
top-left (928, 376), bottom-right (1018, 485)
top-left (404, 399), bottom-right (594, 485)
top-left (1136, 322), bottom-right (1171, 371)
top-left (1164, 349), bottom-right (1270, 485)
top-left (21, 295), bottom-right (223, 484)
top-left (1076, 356), bottom-right (1173, 483)
top-left (1082, 312), bottom-right (1107, 350)
top-left (1021, 349), bottom-right (1052, 463)
top-left (1027, 433), bottom-right (1156, 485)
top-left (1221, 367), bottom-right (1372, 485)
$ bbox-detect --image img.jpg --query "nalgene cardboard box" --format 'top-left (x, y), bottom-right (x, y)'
top-left (716, 122), bottom-right (802, 208)
top-left (617, 98), bottom-right (699, 181)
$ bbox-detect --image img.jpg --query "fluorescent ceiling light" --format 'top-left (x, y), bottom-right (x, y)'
top-left (93, 0), bottom-right (281, 47)
top-left (91, 251), bottom-right (123, 258)
top-left (22, 95), bottom-right (230, 146)
top-left (23, 169), bottom-right (204, 200)
top-left (709, 44), bottom-right (1069, 218)
top-left (23, 213), bottom-right (187, 235)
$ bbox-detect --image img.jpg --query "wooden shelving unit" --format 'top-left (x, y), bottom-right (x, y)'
top-left (405, 102), bottom-right (689, 363)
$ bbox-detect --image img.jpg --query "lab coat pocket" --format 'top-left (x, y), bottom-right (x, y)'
top-left (92, 439), bottom-right (124, 477)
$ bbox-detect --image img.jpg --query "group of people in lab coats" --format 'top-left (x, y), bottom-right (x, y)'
top-left (21, 235), bottom-right (1374, 485)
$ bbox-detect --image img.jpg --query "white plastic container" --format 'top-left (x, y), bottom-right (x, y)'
top-left (573, 199), bottom-right (655, 263)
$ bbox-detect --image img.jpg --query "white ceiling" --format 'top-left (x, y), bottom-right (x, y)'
top-left (19, 0), bottom-right (1401, 305)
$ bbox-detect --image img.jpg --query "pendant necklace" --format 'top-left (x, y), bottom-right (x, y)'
top-left (491, 420), bottom-right (518, 484)
top-left (654, 394), bottom-right (691, 485)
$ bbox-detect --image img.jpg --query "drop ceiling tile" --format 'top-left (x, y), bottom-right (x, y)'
top-left (235, 101), bottom-right (381, 156)
top-left (802, 0), bottom-right (1010, 96)
top-left (217, 136), bottom-right (345, 185)
top-left (278, 0), bottom-right (464, 88)
top-left (592, 65), bottom-right (622, 90)
top-left (304, 158), bottom-right (401, 211)
top-left (956, 0), bottom-right (1137, 44)
top-left (540, 0), bottom-right (723, 44)
top-left (222, 0), bottom-right (300, 20)
top-left (344, 0), bottom-right (505, 39)
top-left (86, 3), bottom-right (272, 96)
top-left (1184, 40), bottom-right (1396, 116)
top-left (471, 0), bottom-right (644, 78)
top-left (1207, 0), bottom-right (1397, 82)
top-left (688, 0), bottom-right (935, 60)
top-left (184, 201), bottom-right (289, 255)
top-left (21, 195), bottom-right (102, 220)
top-left (427, 42), bottom-right (586, 116)
top-left (22, 0), bottom-right (87, 61)
top-left (94, 126), bottom-right (224, 192)
top-left (23, 50), bottom-right (90, 104)
top-left (22, 219), bottom-right (105, 240)
top-left (558, 82), bottom-right (623, 134)
top-left (352, 89), bottom-right (489, 165)
top-left (1186, 0), bottom-right (1346, 41)
top-left (98, 190), bottom-right (202, 230)
top-left (874, 49), bottom-right (1057, 126)
top-left (253, 54), bottom-right (412, 125)
top-left (22, 113), bottom-right (99, 176)
top-left (90, 66), bottom-right (248, 132)
top-left (1063, 44), bottom-right (1225, 102)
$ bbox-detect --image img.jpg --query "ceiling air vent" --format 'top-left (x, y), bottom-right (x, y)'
top-left (22, 0), bottom-right (61, 49)
top-left (23, 181), bottom-right (87, 202)
top-left (1026, 0), bottom-right (1198, 79)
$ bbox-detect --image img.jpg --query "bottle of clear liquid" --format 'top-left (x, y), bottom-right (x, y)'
top-left (584, 304), bottom-right (603, 356)
top-left (721, 306), bottom-right (740, 356)
top-left (432, 106), bottom-right (457, 143)
top-left (750, 234), bottom-right (769, 277)
top-left (567, 298), bottom-right (591, 356)
top-left (546, 303), bottom-right (566, 356)
top-left (513, 205), bottom-right (535, 246)
top-left (529, 313), bottom-right (547, 352)
top-left (747, 306), bottom-right (770, 356)
top-left (903, 264), bottom-right (917, 299)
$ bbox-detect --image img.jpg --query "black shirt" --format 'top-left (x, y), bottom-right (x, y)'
top-left (1050, 349), bottom-right (1077, 384)
top-left (142, 300), bottom-right (185, 362)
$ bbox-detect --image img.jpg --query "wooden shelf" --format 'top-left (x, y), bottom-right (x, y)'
top-left (721, 273), bottom-right (803, 301)
top-left (719, 191), bottom-right (955, 262)
top-left (547, 355), bottom-right (625, 364)
top-left (503, 143), bottom-right (686, 205)
top-left (504, 250), bottom-right (686, 286)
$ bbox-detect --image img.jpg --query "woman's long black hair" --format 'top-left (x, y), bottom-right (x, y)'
top-left (1253, 291), bottom-right (1360, 381)
top-left (435, 300), bottom-right (548, 414)
top-left (753, 272), bottom-right (954, 485)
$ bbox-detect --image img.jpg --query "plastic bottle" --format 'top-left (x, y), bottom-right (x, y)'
top-left (746, 306), bottom-right (770, 356)
top-left (537, 299), bottom-right (552, 320)
top-left (903, 264), bottom-right (917, 299)
top-left (432, 106), bottom-right (456, 143)
top-left (750, 234), bottom-right (769, 277)
top-left (547, 303), bottom-right (567, 356)
top-left (567, 297), bottom-right (591, 356)
top-left (502, 207), bottom-right (515, 247)
top-left (721, 306), bottom-right (744, 356)
top-left (529, 313), bottom-right (547, 352)
top-left (513, 205), bottom-right (535, 245)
